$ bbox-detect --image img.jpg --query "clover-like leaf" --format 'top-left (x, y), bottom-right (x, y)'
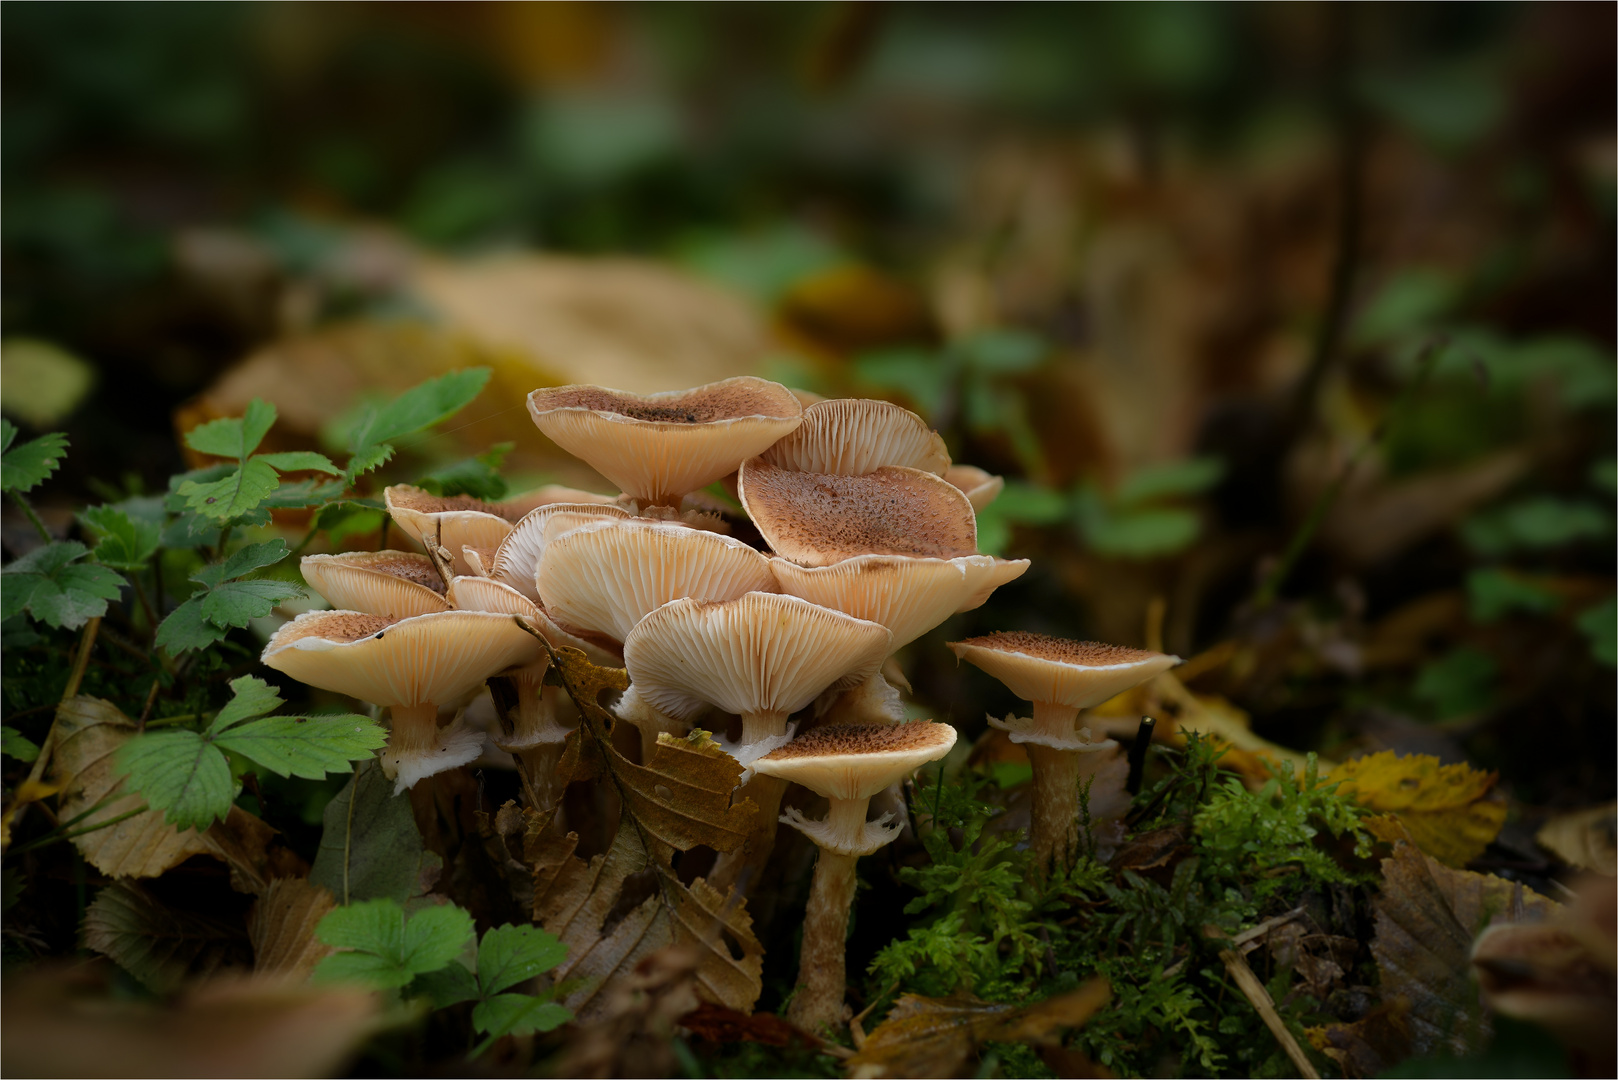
top-left (345, 369), bottom-right (490, 455)
top-left (215, 715), bottom-right (387, 780)
top-left (200, 579), bottom-right (304, 629)
top-left (477, 923), bottom-right (568, 997)
top-left (209, 676), bottom-right (285, 733)
top-left (183, 399), bottom-right (278, 460)
top-left (115, 729), bottom-right (235, 833)
top-left (154, 595), bottom-right (230, 654)
top-left (80, 505), bottom-right (162, 571)
top-left (314, 899), bottom-right (476, 990)
top-left (471, 993), bottom-right (571, 1043)
top-left (178, 458), bottom-right (281, 522)
top-left (0, 541), bottom-right (125, 629)
top-left (1, 421), bottom-right (70, 493)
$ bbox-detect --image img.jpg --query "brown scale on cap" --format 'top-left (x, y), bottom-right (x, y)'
top-left (739, 459), bottom-right (977, 566)
top-left (955, 631), bottom-right (1160, 667)
top-left (536, 382), bottom-right (792, 424)
top-left (278, 612), bottom-right (393, 645)
top-left (765, 721), bottom-right (953, 760)
top-left (387, 488), bottom-right (499, 515)
top-left (372, 555), bottom-right (449, 594)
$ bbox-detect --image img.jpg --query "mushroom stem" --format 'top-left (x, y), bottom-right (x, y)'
top-left (386, 702), bottom-right (442, 758)
top-left (1027, 743), bottom-right (1085, 873)
top-left (490, 675), bottom-right (575, 812)
top-left (379, 701), bottom-right (487, 793)
top-left (786, 847), bottom-right (859, 1033)
top-left (739, 710), bottom-right (790, 746)
top-left (1029, 699), bottom-right (1080, 740)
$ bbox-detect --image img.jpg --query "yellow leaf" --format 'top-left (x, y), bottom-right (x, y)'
top-left (0, 779), bottom-right (60, 849)
top-left (1331, 751), bottom-right (1506, 866)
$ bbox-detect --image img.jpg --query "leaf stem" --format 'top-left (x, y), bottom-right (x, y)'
top-left (8, 489), bottom-right (53, 544)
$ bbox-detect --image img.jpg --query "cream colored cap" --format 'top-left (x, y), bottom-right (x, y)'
top-left (384, 485), bottom-right (518, 577)
top-left (760, 398), bottom-right (949, 476)
top-left (261, 609), bottom-right (542, 708)
top-left (770, 554), bottom-right (1028, 653)
top-left (538, 519), bottom-right (775, 643)
top-left (527, 377), bottom-right (803, 507)
top-left (944, 465), bottom-right (1005, 511)
top-left (948, 632), bottom-right (1180, 710)
top-left (445, 575), bottom-right (622, 667)
top-left (622, 593), bottom-right (891, 721)
top-left (480, 502), bottom-right (632, 601)
top-left (751, 721), bottom-right (957, 801)
top-left (738, 458), bottom-right (978, 567)
top-left (301, 551), bottom-right (450, 619)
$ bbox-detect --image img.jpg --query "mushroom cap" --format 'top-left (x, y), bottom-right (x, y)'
top-left (751, 721), bottom-right (957, 801)
top-left (760, 398), bottom-right (950, 477)
top-left (944, 465), bottom-right (1004, 511)
top-left (261, 609), bottom-right (542, 708)
top-left (769, 554), bottom-right (1029, 653)
top-left (384, 485), bottom-right (518, 576)
top-left (622, 593), bottom-right (891, 722)
top-left (300, 551), bottom-right (450, 619)
top-left (948, 632), bottom-right (1181, 711)
top-left (538, 518), bottom-right (776, 643)
top-left (445, 575), bottom-right (622, 666)
top-left (526, 377), bottom-right (803, 506)
top-left (737, 458), bottom-right (978, 567)
top-left (483, 502), bottom-right (632, 601)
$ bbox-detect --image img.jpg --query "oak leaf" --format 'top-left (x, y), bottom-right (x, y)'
top-left (1331, 751), bottom-right (1506, 866)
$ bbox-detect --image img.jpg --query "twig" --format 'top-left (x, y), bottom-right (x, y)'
top-left (1218, 947), bottom-right (1320, 1079)
top-left (136, 679), bottom-right (162, 730)
top-left (1126, 716), bottom-right (1157, 795)
top-left (1231, 906), bottom-right (1306, 951)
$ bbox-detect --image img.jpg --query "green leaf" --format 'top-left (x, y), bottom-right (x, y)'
top-left (477, 923), bottom-right (568, 997)
top-left (955, 329), bottom-right (1045, 374)
top-left (409, 962), bottom-right (480, 1009)
top-left (1413, 646), bottom-right (1498, 719)
top-left (1462, 498), bottom-right (1611, 555)
top-left (115, 729), bottom-right (235, 832)
top-left (343, 443), bottom-right (395, 482)
top-left (0, 541), bottom-right (125, 629)
top-left (346, 369), bottom-right (491, 454)
top-left (80, 505), bottom-right (162, 571)
top-left (1353, 269), bottom-right (1459, 346)
top-left (416, 442), bottom-right (514, 501)
top-left (199, 579), bottom-right (304, 628)
top-left (1591, 460), bottom-right (1618, 497)
top-left (154, 595), bottom-right (229, 654)
top-left (311, 760), bottom-right (439, 904)
top-left (313, 898), bottom-right (476, 990)
top-left (196, 539), bottom-right (291, 588)
top-left (852, 347), bottom-right (952, 421)
top-left (183, 399), bottom-right (277, 459)
top-left (2, 726), bottom-right (41, 762)
top-left (0, 423), bottom-right (70, 493)
top-left (1074, 489), bottom-right (1202, 559)
top-left (261, 478), bottom-right (347, 509)
top-left (255, 451), bottom-right (341, 475)
top-left (209, 676), bottom-right (285, 733)
top-left (1115, 458), bottom-right (1227, 505)
top-left (1576, 597), bottom-right (1616, 669)
top-left (178, 457), bottom-right (281, 521)
top-left (471, 993), bottom-right (571, 1042)
top-left (1466, 569), bottom-right (1563, 623)
top-left (216, 715), bottom-right (387, 779)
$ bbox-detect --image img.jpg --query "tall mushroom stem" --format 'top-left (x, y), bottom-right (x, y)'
top-left (380, 701), bottom-right (486, 794)
top-left (1017, 702), bottom-right (1124, 874)
top-left (789, 845), bottom-right (859, 1032)
top-left (489, 674), bottom-right (576, 812)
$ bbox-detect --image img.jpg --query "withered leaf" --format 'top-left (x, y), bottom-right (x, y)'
top-left (1331, 751), bottom-right (1506, 866)
top-left (309, 759), bottom-right (440, 905)
top-left (680, 1001), bottom-right (824, 1049)
top-left (249, 877), bottom-right (337, 981)
top-left (846, 981), bottom-right (1111, 1080)
top-left (83, 881), bottom-right (254, 994)
top-left (528, 648), bottom-right (762, 1019)
top-left (1535, 802), bottom-right (1617, 876)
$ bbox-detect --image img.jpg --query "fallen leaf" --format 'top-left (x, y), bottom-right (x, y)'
top-left (846, 981), bottom-right (1111, 1080)
top-left (1536, 803), bottom-right (1617, 876)
top-left (679, 1001), bottom-right (823, 1049)
top-left (83, 881), bottom-right (255, 994)
top-left (0, 778), bottom-right (60, 849)
top-left (249, 877), bottom-right (337, 981)
top-left (309, 759), bottom-right (441, 905)
top-left (548, 945), bottom-right (703, 1080)
top-left (1331, 751), bottom-right (1506, 866)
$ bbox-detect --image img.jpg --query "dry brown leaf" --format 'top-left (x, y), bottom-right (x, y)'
top-left (1332, 751), bottom-right (1506, 866)
top-left (548, 946), bottom-right (704, 1080)
top-left (680, 1001), bottom-right (825, 1050)
top-left (248, 877), bottom-right (337, 981)
top-left (845, 981), bottom-right (1111, 1080)
top-left (0, 966), bottom-right (379, 1079)
top-left (526, 648), bottom-right (763, 1020)
top-left (83, 881), bottom-right (255, 994)
top-left (1536, 803), bottom-right (1617, 876)
top-left (52, 696), bottom-right (279, 889)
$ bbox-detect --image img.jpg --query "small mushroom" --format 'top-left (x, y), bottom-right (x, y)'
top-left (760, 398), bottom-right (950, 476)
top-left (384, 486), bottom-right (521, 577)
top-left (750, 721), bottom-right (957, 1031)
top-left (943, 464), bottom-right (1005, 511)
top-left (526, 377), bottom-right (803, 509)
top-left (300, 551), bottom-right (450, 619)
top-left (948, 631), bottom-right (1179, 871)
top-left (473, 501), bottom-right (632, 601)
top-left (262, 609), bottom-right (542, 793)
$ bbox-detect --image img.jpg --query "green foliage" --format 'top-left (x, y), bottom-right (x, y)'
top-left (340, 368), bottom-right (492, 481)
top-left (2, 726), bottom-right (41, 762)
top-left (1414, 646), bottom-right (1498, 719)
top-left (0, 421), bottom-right (70, 494)
top-left (310, 760), bottom-right (441, 904)
top-left (1466, 568), bottom-right (1563, 622)
top-left (80, 505), bottom-right (162, 571)
top-left (155, 540), bottom-right (303, 653)
top-left (1577, 597), bottom-right (1617, 668)
top-left (176, 399), bottom-right (341, 522)
top-left (1463, 496), bottom-right (1611, 555)
top-left (0, 541), bottom-right (125, 629)
top-left (416, 441), bottom-right (513, 501)
top-left (315, 898), bottom-right (476, 989)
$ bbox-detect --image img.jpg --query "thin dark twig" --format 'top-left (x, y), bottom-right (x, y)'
top-left (1127, 717), bottom-right (1157, 795)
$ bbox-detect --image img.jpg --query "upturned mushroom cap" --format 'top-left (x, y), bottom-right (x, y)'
top-left (770, 554), bottom-right (1028, 653)
top-left (944, 465), bottom-right (1005, 511)
top-left (445, 575), bottom-right (622, 667)
top-left (947, 632), bottom-right (1180, 711)
top-left (737, 458), bottom-right (978, 567)
top-left (480, 502), bottom-right (632, 601)
top-left (301, 551), bottom-right (450, 619)
top-left (261, 609), bottom-right (543, 708)
top-left (621, 593), bottom-right (891, 723)
top-left (526, 377), bottom-right (803, 507)
top-left (384, 485), bottom-right (521, 576)
top-left (752, 721), bottom-right (957, 802)
top-left (760, 398), bottom-right (950, 477)
top-left (538, 519), bottom-right (776, 643)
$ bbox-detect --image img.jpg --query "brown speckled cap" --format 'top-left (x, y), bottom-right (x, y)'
top-left (481, 502), bottom-right (632, 601)
top-left (761, 398), bottom-right (950, 477)
top-left (948, 631), bottom-right (1180, 710)
top-left (301, 551), bottom-right (450, 620)
top-left (944, 465), bottom-right (1004, 512)
top-left (527, 377), bottom-right (803, 507)
top-left (751, 721), bottom-right (957, 801)
top-left (384, 485), bottom-right (518, 577)
top-left (737, 458), bottom-right (978, 567)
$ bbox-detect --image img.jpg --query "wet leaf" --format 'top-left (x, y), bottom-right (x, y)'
top-left (1, 726), bottom-right (40, 763)
top-left (477, 922), bottom-right (568, 996)
top-left (1331, 752), bottom-right (1506, 866)
top-left (83, 881), bottom-right (254, 993)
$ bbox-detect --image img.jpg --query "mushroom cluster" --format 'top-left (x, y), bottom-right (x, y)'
top-left (262, 373), bottom-right (1178, 1031)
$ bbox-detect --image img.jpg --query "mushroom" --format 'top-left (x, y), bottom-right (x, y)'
top-left (947, 632), bottom-right (1179, 871)
top-left (262, 609), bottom-right (543, 793)
top-left (384, 486), bottom-right (521, 577)
top-left (622, 593), bottom-right (891, 890)
top-left (300, 551), bottom-right (451, 619)
top-left (737, 457), bottom-right (979, 567)
top-left (943, 464), bottom-right (1005, 511)
top-left (750, 721), bottom-right (957, 1031)
top-left (769, 554), bottom-right (1029, 723)
top-left (760, 398), bottom-right (950, 477)
top-left (466, 502), bottom-right (632, 601)
top-left (526, 377), bottom-right (803, 511)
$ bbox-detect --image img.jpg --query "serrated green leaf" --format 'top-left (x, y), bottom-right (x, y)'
top-left (199, 579), bottom-right (304, 628)
top-left (0, 424), bottom-right (70, 493)
top-left (80, 505), bottom-right (162, 571)
top-left (471, 993), bottom-right (571, 1042)
top-left (346, 369), bottom-right (491, 454)
top-left (417, 442), bottom-right (514, 501)
top-left (409, 962), bottom-right (481, 1009)
top-left (183, 398), bottom-right (277, 459)
top-left (256, 450), bottom-right (341, 475)
top-left (313, 898), bottom-right (475, 990)
top-left (343, 443), bottom-right (394, 482)
top-left (178, 457), bottom-right (281, 521)
top-left (0, 541), bottom-right (124, 629)
top-left (209, 675), bottom-right (284, 733)
top-left (477, 923), bottom-right (568, 997)
top-left (195, 539), bottom-right (290, 588)
top-left (261, 478), bottom-right (347, 509)
top-left (216, 715), bottom-right (387, 779)
top-left (154, 595), bottom-right (229, 653)
top-left (115, 728), bottom-right (236, 832)
top-left (2, 726), bottom-right (40, 762)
